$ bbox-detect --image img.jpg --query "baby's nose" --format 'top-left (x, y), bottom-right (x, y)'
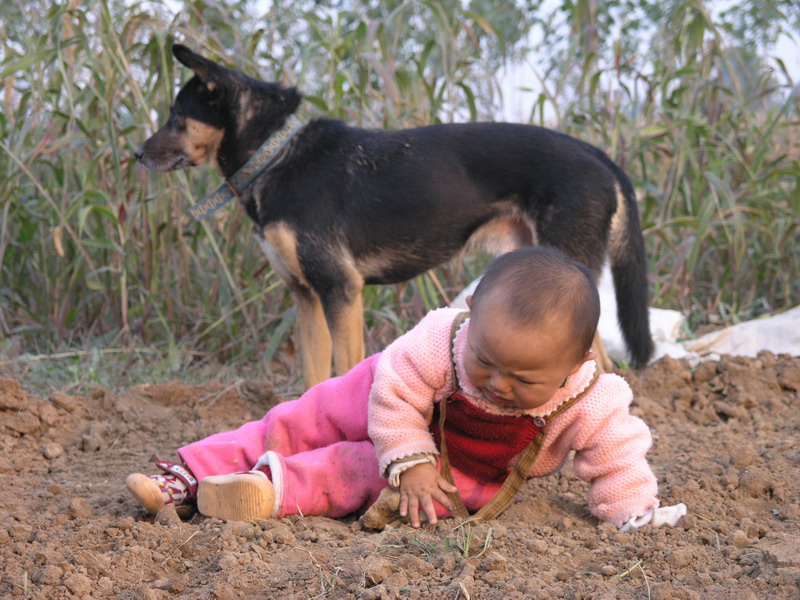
top-left (489, 372), bottom-right (512, 393)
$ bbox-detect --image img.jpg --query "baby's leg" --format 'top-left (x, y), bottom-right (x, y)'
top-left (197, 439), bottom-right (387, 521)
top-left (179, 354), bottom-right (381, 480)
top-left (268, 440), bottom-right (387, 518)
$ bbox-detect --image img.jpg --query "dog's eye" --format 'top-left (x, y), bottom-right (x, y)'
top-left (169, 114), bottom-right (187, 131)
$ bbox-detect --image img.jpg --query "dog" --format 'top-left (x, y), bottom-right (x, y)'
top-left (135, 44), bottom-right (654, 388)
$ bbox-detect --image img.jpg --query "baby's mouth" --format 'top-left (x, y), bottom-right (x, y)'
top-left (484, 388), bottom-right (512, 407)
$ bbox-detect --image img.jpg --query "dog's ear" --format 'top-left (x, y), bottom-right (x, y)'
top-left (172, 44), bottom-right (228, 90)
top-left (280, 87), bottom-right (302, 114)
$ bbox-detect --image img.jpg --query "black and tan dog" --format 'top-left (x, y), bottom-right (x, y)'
top-left (136, 44), bottom-right (653, 388)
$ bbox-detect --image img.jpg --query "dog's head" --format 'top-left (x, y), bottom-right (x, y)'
top-left (135, 44), bottom-right (301, 176)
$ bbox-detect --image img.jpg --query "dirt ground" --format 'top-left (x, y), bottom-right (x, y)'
top-left (1, 352), bottom-right (798, 600)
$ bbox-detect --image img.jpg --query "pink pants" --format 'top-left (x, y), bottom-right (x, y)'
top-left (179, 354), bottom-right (505, 519)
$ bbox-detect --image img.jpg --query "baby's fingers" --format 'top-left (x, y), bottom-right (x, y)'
top-left (436, 476), bottom-right (458, 494)
top-left (400, 491), bottom-right (424, 528)
top-left (419, 494), bottom-right (440, 526)
top-left (430, 486), bottom-right (454, 512)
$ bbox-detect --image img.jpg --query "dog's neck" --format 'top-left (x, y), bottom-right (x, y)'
top-left (188, 116), bottom-right (303, 221)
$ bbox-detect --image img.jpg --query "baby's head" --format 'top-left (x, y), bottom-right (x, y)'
top-left (464, 246), bottom-right (600, 410)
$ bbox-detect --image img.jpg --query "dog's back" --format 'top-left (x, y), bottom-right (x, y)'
top-left (137, 45), bottom-right (654, 385)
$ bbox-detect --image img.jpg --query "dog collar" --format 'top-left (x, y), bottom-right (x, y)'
top-left (188, 115), bottom-right (303, 221)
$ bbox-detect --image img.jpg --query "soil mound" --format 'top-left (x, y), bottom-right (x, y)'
top-left (1, 354), bottom-right (798, 599)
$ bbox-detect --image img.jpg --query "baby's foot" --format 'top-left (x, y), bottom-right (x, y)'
top-left (197, 471), bottom-right (274, 521)
top-left (126, 461), bottom-right (197, 515)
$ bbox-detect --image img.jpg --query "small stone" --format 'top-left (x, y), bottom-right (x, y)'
top-left (397, 554), bottom-right (433, 575)
top-left (42, 442), bottom-right (64, 460)
top-left (363, 554), bottom-right (394, 584)
top-left (131, 582), bottom-right (158, 600)
top-left (68, 497), bottom-right (93, 519)
top-left (82, 434), bottom-right (102, 452)
top-left (155, 504), bottom-right (182, 527)
top-left (169, 574), bottom-right (189, 593)
top-left (224, 520), bottom-right (257, 539)
top-left (531, 539), bottom-right (548, 554)
top-left (738, 469), bottom-right (771, 498)
top-left (433, 553), bottom-right (457, 571)
top-left (482, 551), bottom-right (508, 571)
top-left (63, 573), bottom-right (92, 596)
top-left (213, 583), bottom-right (236, 599)
top-left (692, 361), bottom-right (718, 383)
top-left (762, 541), bottom-right (800, 567)
top-left (667, 548), bottom-right (694, 569)
top-left (49, 391), bottom-right (78, 412)
top-left (8, 524), bottom-right (33, 541)
top-left (360, 585), bottom-right (388, 600)
top-left (37, 565), bottom-right (63, 585)
top-left (600, 565), bottom-right (617, 576)
top-left (47, 483), bottom-right (67, 495)
top-left (732, 530), bottom-right (749, 548)
top-left (217, 551), bottom-right (239, 570)
top-left (383, 571), bottom-right (409, 587)
top-left (731, 446), bottom-right (756, 468)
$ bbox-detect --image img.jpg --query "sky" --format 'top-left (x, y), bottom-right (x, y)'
top-left (164, 0), bottom-right (800, 123)
top-left (496, 18), bottom-right (800, 122)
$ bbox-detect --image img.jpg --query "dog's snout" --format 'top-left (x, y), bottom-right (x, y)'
top-left (134, 146), bottom-right (144, 161)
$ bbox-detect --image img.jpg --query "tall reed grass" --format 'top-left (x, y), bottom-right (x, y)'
top-left (1, 0), bottom-right (798, 387)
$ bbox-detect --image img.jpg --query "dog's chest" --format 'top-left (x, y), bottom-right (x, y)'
top-left (255, 224), bottom-right (308, 288)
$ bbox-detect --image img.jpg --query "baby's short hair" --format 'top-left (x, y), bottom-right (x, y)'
top-left (470, 247), bottom-right (600, 361)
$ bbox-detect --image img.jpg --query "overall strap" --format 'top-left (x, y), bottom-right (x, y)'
top-left (469, 370), bottom-right (599, 522)
top-left (438, 311), bottom-right (471, 518)
top-left (437, 310), bottom-right (599, 522)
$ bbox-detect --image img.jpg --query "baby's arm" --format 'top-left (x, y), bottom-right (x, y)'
top-left (571, 376), bottom-right (685, 530)
top-left (368, 309), bottom-right (463, 525)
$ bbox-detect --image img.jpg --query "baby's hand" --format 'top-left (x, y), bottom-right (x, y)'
top-left (398, 463), bottom-right (457, 528)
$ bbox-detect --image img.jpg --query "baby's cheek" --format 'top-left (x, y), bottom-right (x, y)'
top-left (465, 362), bottom-right (487, 386)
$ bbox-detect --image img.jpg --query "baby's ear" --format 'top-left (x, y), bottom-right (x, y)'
top-left (570, 350), bottom-right (596, 375)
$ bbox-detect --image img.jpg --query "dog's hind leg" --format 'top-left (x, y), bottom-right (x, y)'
top-left (592, 331), bottom-right (614, 373)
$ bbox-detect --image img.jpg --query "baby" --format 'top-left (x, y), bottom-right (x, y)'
top-left (128, 246), bottom-right (685, 531)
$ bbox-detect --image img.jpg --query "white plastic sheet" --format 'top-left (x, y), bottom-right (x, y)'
top-left (451, 265), bottom-right (800, 364)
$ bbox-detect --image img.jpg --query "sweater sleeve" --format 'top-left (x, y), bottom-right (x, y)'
top-left (570, 374), bottom-right (659, 527)
top-left (368, 308), bottom-right (464, 476)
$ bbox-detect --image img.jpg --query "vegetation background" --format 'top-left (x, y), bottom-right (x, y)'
top-left (1, 0), bottom-right (798, 394)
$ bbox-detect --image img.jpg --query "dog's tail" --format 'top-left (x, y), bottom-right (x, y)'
top-left (607, 167), bottom-right (654, 369)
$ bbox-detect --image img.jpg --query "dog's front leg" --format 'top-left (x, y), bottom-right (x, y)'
top-left (257, 224), bottom-right (335, 389)
top-left (327, 289), bottom-right (365, 378)
top-left (294, 287), bottom-right (334, 389)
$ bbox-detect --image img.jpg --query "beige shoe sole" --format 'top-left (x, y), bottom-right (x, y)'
top-left (126, 473), bottom-right (165, 515)
top-left (197, 473), bottom-right (274, 521)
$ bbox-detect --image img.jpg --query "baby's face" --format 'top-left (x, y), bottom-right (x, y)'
top-left (464, 303), bottom-right (591, 411)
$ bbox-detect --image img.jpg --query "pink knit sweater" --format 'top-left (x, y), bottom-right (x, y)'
top-left (368, 307), bottom-right (659, 527)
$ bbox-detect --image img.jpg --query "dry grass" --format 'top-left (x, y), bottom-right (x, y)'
top-left (1, 0), bottom-right (797, 387)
